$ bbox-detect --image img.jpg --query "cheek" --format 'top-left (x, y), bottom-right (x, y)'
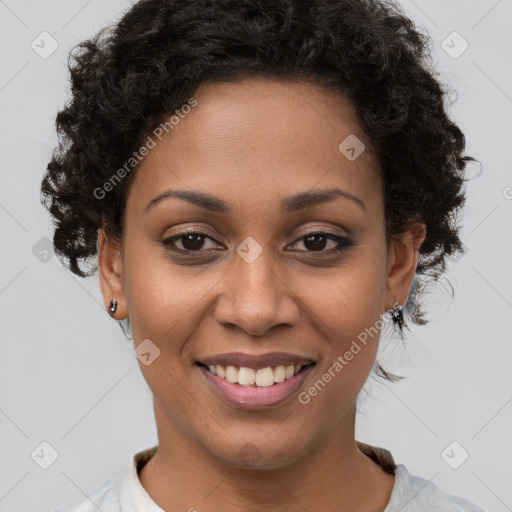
top-left (122, 242), bottom-right (226, 362)
top-left (294, 260), bottom-right (385, 399)
top-left (297, 296), bottom-right (384, 424)
top-left (295, 255), bottom-right (386, 338)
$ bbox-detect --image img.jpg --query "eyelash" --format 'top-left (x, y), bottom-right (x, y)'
top-left (161, 230), bottom-right (353, 255)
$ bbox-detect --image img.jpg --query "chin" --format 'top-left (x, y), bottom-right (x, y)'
top-left (207, 435), bottom-right (308, 471)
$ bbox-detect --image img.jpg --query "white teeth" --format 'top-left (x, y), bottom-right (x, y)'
top-left (274, 365), bottom-right (285, 382)
top-left (237, 367), bottom-right (255, 386)
top-left (225, 365), bottom-right (238, 383)
top-left (255, 367), bottom-right (275, 387)
top-left (206, 363), bottom-right (307, 387)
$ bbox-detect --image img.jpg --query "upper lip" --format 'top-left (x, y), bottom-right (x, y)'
top-left (197, 352), bottom-right (316, 369)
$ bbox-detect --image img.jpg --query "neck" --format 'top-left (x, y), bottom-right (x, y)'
top-left (138, 401), bottom-right (395, 512)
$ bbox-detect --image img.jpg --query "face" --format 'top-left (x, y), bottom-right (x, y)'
top-left (99, 77), bottom-right (425, 470)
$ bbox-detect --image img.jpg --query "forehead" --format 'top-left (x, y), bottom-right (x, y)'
top-left (126, 77), bottom-right (382, 216)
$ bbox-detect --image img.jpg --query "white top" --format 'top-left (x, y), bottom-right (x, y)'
top-left (50, 444), bottom-right (487, 512)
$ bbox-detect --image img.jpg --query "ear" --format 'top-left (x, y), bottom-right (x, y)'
top-left (97, 228), bottom-right (127, 320)
top-left (385, 222), bottom-right (427, 309)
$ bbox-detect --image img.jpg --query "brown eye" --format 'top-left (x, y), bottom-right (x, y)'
top-left (179, 233), bottom-right (207, 251)
top-left (289, 232), bottom-right (353, 253)
top-left (161, 231), bottom-right (221, 252)
top-left (302, 234), bottom-right (331, 251)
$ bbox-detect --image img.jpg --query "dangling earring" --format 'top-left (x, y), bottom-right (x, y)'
top-left (391, 300), bottom-right (403, 328)
top-left (109, 299), bottom-right (118, 315)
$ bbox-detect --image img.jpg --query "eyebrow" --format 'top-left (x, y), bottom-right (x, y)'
top-left (145, 187), bottom-right (366, 214)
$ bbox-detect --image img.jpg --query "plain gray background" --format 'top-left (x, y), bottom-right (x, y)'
top-left (1, 1), bottom-right (511, 511)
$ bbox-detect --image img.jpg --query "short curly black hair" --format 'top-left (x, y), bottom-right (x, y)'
top-left (40, 0), bottom-right (476, 380)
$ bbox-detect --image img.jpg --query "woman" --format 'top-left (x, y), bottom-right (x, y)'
top-left (41, 0), bottom-right (485, 510)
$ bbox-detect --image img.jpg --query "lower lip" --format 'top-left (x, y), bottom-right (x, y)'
top-left (197, 364), bottom-right (315, 410)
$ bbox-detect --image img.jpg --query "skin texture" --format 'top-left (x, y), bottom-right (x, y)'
top-left (98, 77), bottom-right (426, 511)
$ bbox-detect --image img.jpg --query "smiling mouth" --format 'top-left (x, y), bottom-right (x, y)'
top-left (195, 362), bottom-right (316, 387)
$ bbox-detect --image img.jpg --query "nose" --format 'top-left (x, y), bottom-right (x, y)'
top-left (213, 249), bottom-right (300, 337)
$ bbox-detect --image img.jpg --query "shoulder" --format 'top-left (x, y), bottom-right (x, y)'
top-left (48, 446), bottom-right (159, 512)
top-left (386, 464), bottom-right (487, 512)
top-left (49, 474), bottom-right (120, 512)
